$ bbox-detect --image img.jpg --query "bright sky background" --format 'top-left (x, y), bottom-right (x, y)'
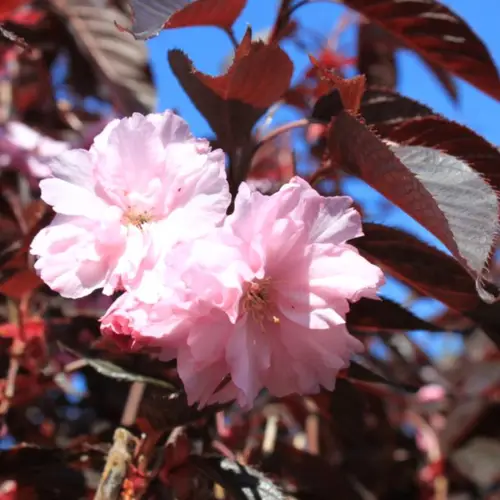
top-left (145, 0), bottom-right (500, 359)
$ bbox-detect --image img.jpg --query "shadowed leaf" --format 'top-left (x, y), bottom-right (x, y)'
top-left (49, 0), bottom-right (156, 114)
top-left (164, 0), bottom-right (247, 30)
top-left (358, 227), bottom-right (500, 347)
top-left (0, 199), bottom-right (52, 299)
top-left (356, 224), bottom-right (480, 312)
top-left (261, 443), bottom-right (361, 499)
top-left (169, 28), bottom-right (293, 152)
top-left (191, 455), bottom-right (285, 500)
top-left (61, 345), bottom-right (177, 391)
top-left (123, 0), bottom-right (247, 40)
top-left (140, 385), bottom-right (229, 429)
top-left (421, 60), bottom-right (458, 104)
top-left (311, 54), bottom-right (366, 114)
top-left (357, 22), bottom-right (397, 89)
top-left (313, 87), bottom-right (434, 133)
top-left (328, 112), bottom-right (499, 302)
top-left (347, 297), bottom-right (441, 333)
top-left (123, 0), bottom-right (188, 39)
top-left (0, 445), bottom-right (64, 480)
top-left (342, 0), bottom-right (500, 100)
top-left (345, 361), bottom-right (419, 393)
top-left (357, 21), bottom-right (458, 103)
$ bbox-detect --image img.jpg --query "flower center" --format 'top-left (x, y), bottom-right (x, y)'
top-left (122, 208), bottom-right (154, 228)
top-left (241, 278), bottom-right (280, 329)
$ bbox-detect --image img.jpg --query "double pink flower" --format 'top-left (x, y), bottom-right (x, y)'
top-left (31, 110), bottom-right (384, 409)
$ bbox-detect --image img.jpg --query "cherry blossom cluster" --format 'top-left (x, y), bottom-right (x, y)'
top-left (0, 119), bottom-right (111, 182)
top-left (30, 111), bottom-right (385, 409)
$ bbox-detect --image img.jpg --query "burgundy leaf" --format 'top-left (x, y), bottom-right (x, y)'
top-left (342, 0), bottom-right (500, 100)
top-left (164, 0), bottom-right (247, 30)
top-left (49, 0), bottom-right (156, 114)
top-left (328, 112), bottom-right (500, 302)
top-left (168, 29), bottom-right (293, 152)
top-left (355, 224), bottom-right (480, 312)
top-left (347, 297), bottom-right (441, 333)
top-left (123, 0), bottom-right (247, 40)
top-left (313, 87), bottom-right (434, 135)
top-left (357, 22), bottom-right (397, 89)
top-left (388, 116), bottom-right (500, 192)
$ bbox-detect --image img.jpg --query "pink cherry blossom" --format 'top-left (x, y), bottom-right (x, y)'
top-left (0, 121), bottom-right (69, 179)
top-left (30, 110), bottom-right (230, 299)
top-left (102, 176), bottom-right (384, 409)
top-left (416, 384), bottom-right (446, 404)
top-left (176, 177), bottom-right (384, 408)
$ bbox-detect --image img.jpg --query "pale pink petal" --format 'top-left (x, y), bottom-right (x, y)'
top-left (225, 318), bottom-right (271, 408)
top-left (176, 348), bottom-right (230, 408)
top-left (263, 318), bottom-right (362, 397)
top-left (39, 178), bottom-right (106, 219)
top-left (279, 176), bottom-right (363, 244)
top-left (48, 149), bottom-right (95, 190)
top-left (186, 308), bottom-right (233, 363)
top-left (308, 243), bottom-right (386, 302)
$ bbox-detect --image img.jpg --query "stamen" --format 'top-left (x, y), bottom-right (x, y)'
top-left (122, 208), bottom-right (153, 228)
top-left (241, 278), bottom-right (280, 329)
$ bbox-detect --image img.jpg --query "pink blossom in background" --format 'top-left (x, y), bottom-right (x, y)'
top-left (246, 133), bottom-right (294, 194)
top-left (0, 121), bottom-right (69, 179)
top-left (101, 177), bottom-right (385, 409)
top-left (416, 384), bottom-right (446, 404)
top-left (74, 117), bottom-right (116, 151)
top-left (31, 111), bottom-right (230, 299)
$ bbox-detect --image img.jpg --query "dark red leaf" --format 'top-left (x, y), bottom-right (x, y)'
top-left (347, 297), bottom-right (441, 333)
top-left (260, 442), bottom-right (361, 499)
top-left (345, 361), bottom-right (419, 393)
top-left (388, 116), bottom-right (500, 192)
top-left (282, 85), bottom-right (311, 111)
top-left (0, 0), bottom-right (24, 20)
top-left (0, 269), bottom-right (43, 300)
top-left (168, 28), bottom-right (293, 152)
top-left (310, 55), bottom-right (366, 114)
top-left (356, 224), bottom-right (480, 312)
top-left (191, 455), bottom-right (286, 500)
top-left (328, 111), bottom-right (499, 302)
top-left (50, 0), bottom-right (156, 114)
top-left (343, 0), bottom-right (500, 100)
top-left (268, 0), bottom-right (294, 44)
top-left (357, 21), bottom-right (397, 89)
top-left (313, 87), bottom-right (434, 135)
top-left (121, 0), bottom-right (187, 39)
top-left (248, 133), bottom-right (295, 187)
top-left (164, 0), bottom-right (247, 30)
top-left (123, 0), bottom-right (247, 40)
top-left (357, 21), bottom-right (458, 103)
top-left (0, 445), bottom-right (64, 480)
top-left (357, 225), bottom-right (500, 347)
top-left (0, 200), bottom-right (52, 300)
top-left (421, 59), bottom-right (459, 104)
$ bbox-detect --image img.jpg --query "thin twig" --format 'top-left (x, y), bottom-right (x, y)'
top-left (64, 359), bottom-right (88, 373)
top-left (308, 165), bottom-right (334, 186)
top-left (406, 411), bottom-right (448, 500)
top-left (121, 382), bottom-right (146, 427)
top-left (254, 118), bottom-right (311, 155)
top-left (225, 27), bottom-right (239, 49)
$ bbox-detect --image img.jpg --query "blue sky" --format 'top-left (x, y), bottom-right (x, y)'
top-left (145, 0), bottom-right (500, 359)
